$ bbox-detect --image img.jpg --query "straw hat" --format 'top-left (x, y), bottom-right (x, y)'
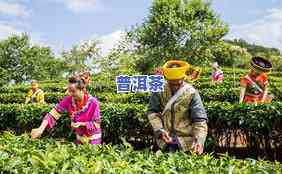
top-left (251, 57), bottom-right (272, 73)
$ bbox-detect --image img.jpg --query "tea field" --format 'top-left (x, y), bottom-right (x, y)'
top-left (0, 68), bottom-right (282, 173)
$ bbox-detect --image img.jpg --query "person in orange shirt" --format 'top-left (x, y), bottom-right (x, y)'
top-left (239, 57), bottom-right (273, 104)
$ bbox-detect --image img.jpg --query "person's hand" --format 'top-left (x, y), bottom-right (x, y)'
top-left (71, 122), bottom-right (85, 128)
top-left (25, 99), bottom-right (30, 104)
top-left (191, 138), bottom-right (204, 154)
top-left (160, 131), bottom-right (173, 144)
top-left (261, 94), bottom-right (267, 103)
top-left (31, 128), bottom-right (44, 139)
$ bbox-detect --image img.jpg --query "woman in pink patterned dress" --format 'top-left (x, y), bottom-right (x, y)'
top-left (31, 75), bottom-right (102, 145)
top-left (211, 62), bottom-right (224, 83)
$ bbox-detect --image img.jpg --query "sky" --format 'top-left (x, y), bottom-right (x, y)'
top-left (0, 0), bottom-right (282, 56)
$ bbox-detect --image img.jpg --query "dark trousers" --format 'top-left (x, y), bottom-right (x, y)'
top-left (163, 143), bottom-right (180, 152)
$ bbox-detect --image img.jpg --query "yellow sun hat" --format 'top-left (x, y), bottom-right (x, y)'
top-left (162, 60), bottom-right (190, 80)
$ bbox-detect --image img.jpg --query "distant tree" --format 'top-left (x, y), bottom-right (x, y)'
top-left (126, 0), bottom-right (229, 73)
top-left (210, 41), bottom-right (252, 68)
top-left (225, 39), bottom-right (281, 57)
top-left (62, 40), bottom-right (100, 75)
top-left (0, 34), bottom-right (65, 84)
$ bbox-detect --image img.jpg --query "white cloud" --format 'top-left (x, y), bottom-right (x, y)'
top-left (0, 21), bottom-right (48, 48)
top-left (60, 30), bottom-right (125, 58)
top-left (0, 0), bottom-right (47, 46)
top-left (0, 22), bottom-right (22, 40)
top-left (227, 8), bottom-right (282, 50)
top-left (0, 1), bottom-right (31, 17)
top-left (50, 0), bottom-right (103, 14)
top-left (29, 32), bottom-right (48, 46)
top-left (97, 30), bottom-right (126, 56)
top-left (0, 1), bottom-right (47, 46)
